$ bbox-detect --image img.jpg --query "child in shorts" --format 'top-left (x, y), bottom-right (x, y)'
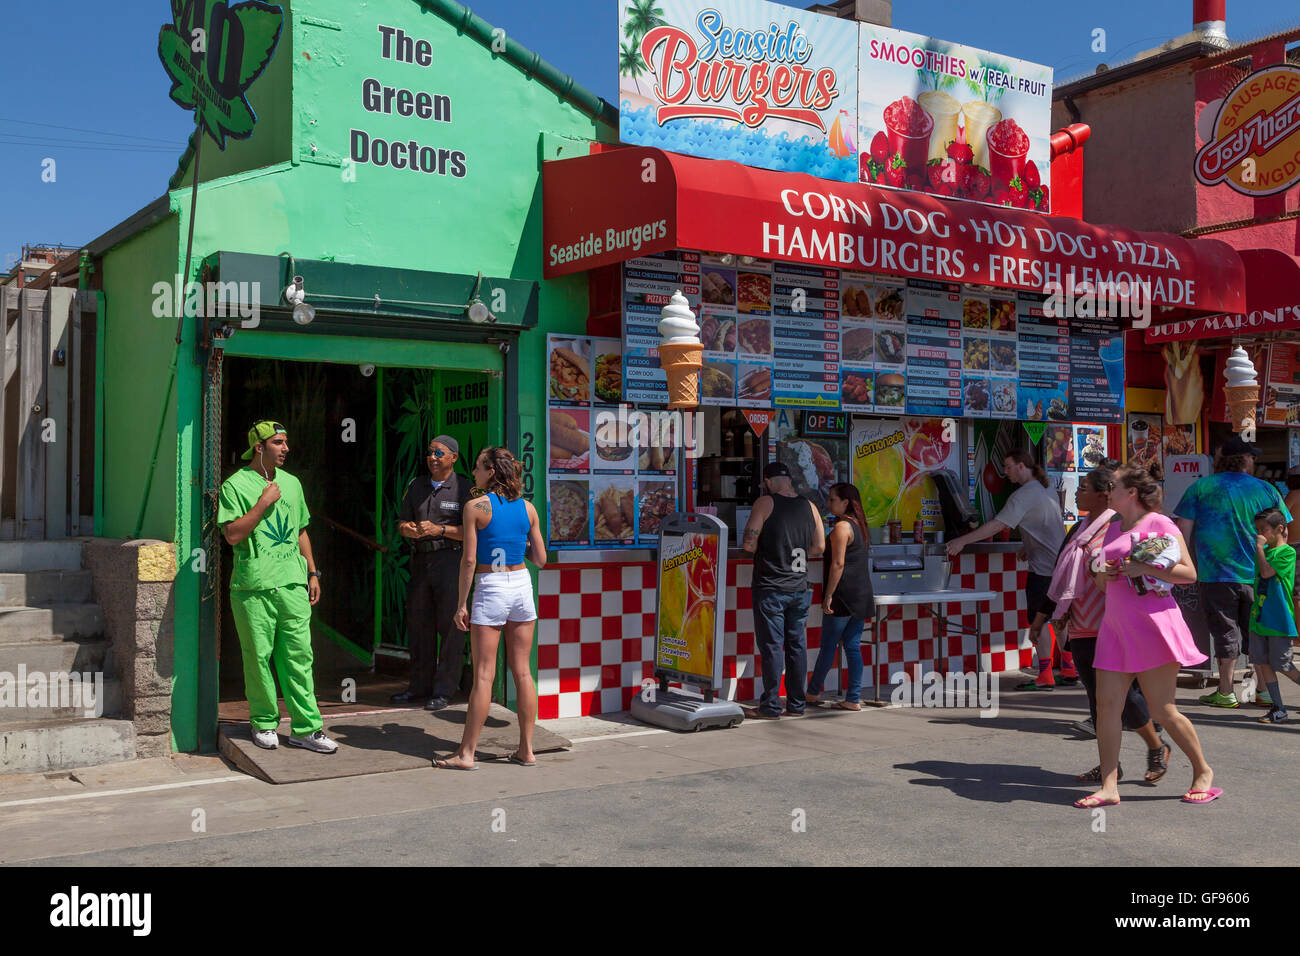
top-left (1250, 508), bottom-right (1300, 724)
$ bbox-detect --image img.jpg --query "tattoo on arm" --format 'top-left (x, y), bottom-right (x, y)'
top-left (743, 529), bottom-right (759, 540)
top-left (473, 501), bottom-right (491, 514)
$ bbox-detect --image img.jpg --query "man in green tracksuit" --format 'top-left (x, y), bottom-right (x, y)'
top-left (218, 420), bottom-right (337, 753)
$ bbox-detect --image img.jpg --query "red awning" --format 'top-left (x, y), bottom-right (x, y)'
top-left (543, 146), bottom-right (1245, 314)
top-left (1145, 249), bottom-right (1300, 343)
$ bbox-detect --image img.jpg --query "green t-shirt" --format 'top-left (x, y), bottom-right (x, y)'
top-left (217, 467), bottom-right (311, 592)
top-left (1251, 543), bottom-right (1297, 638)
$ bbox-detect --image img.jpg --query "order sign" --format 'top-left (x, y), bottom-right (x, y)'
top-left (655, 513), bottom-right (728, 688)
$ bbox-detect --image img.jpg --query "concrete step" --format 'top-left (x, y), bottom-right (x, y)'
top-left (0, 540), bottom-right (84, 572)
top-left (1, 677), bottom-right (122, 721)
top-left (0, 604), bottom-right (103, 642)
top-left (0, 637), bottom-right (109, 675)
top-left (0, 717), bottom-right (135, 773)
top-left (0, 571), bottom-right (94, 607)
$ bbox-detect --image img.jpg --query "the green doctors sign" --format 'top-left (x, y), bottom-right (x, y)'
top-left (158, 0), bottom-right (285, 148)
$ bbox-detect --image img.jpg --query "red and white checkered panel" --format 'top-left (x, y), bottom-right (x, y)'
top-left (535, 552), bottom-right (1029, 719)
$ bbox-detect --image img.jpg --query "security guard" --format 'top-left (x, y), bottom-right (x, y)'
top-left (218, 420), bottom-right (337, 753)
top-left (391, 434), bottom-right (472, 711)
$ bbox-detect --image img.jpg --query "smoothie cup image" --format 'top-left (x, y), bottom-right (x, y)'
top-left (987, 118), bottom-right (1030, 190)
top-left (919, 91), bottom-right (961, 163)
top-left (883, 96), bottom-right (933, 174)
top-left (1099, 339), bottom-right (1124, 398)
top-left (961, 100), bottom-right (1002, 168)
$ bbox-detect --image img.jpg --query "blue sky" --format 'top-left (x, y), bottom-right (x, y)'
top-left (1, 0), bottom-right (1293, 267)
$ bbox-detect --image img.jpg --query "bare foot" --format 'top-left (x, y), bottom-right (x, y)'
top-left (434, 752), bottom-right (476, 771)
top-left (1184, 767), bottom-right (1215, 800)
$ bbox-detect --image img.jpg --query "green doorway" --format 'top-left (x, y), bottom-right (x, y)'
top-left (215, 356), bottom-right (502, 702)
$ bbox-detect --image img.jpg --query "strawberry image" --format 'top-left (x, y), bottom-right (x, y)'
top-left (906, 171), bottom-right (924, 191)
top-left (871, 131), bottom-right (889, 164)
top-left (938, 180), bottom-right (958, 197)
top-left (1037, 185), bottom-right (1051, 212)
top-left (926, 159), bottom-right (946, 191)
top-left (963, 165), bottom-right (991, 199)
top-left (1024, 160), bottom-right (1041, 190)
top-left (946, 140), bottom-right (974, 165)
top-left (1008, 174), bottom-right (1027, 208)
top-left (993, 188), bottom-right (1012, 206)
top-left (885, 153), bottom-right (906, 188)
top-left (860, 151), bottom-right (873, 181)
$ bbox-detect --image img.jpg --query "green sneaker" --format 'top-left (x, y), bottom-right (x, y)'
top-left (1199, 691), bottom-right (1239, 708)
top-left (1255, 688), bottom-right (1274, 707)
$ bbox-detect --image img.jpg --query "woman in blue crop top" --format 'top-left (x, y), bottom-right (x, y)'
top-left (435, 447), bottom-right (547, 771)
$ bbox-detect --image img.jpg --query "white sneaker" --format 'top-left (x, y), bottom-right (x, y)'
top-left (252, 728), bottom-right (279, 749)
top-left (287, 730), bottom-right (338, 754)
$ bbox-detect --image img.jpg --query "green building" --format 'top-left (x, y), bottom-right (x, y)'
top-left (88, 0), bottom-right (616, 753)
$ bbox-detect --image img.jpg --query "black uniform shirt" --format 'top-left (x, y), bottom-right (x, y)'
top-left (399, 472), bottom-right (472, 537)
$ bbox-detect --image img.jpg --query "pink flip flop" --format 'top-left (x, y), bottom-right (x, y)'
top-left (1181, 787), bottom-right (1223, 804)
top-left (1073, 795), bottom-right (1120, 809)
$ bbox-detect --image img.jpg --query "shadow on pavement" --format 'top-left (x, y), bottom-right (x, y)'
top-left (894, 759), bottom-right (1180, 805)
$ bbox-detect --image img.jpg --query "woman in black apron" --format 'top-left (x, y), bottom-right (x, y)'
top-left (807, 483), bottom-right (874, 710)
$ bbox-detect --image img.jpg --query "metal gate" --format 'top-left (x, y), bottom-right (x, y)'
top-left (0, 286), bottom-right (96, 539)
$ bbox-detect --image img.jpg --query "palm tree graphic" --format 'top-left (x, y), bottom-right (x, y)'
top-left (621, 0), bottom-right (666, 92)
top-left (260, 505), bottom-right (295, 548)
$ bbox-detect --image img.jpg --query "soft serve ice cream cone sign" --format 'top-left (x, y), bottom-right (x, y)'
top-left (619, 0), bottom-right (859, 181)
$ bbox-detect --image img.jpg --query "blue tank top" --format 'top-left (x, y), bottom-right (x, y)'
top-left (477, 493), bottom-right (529, 566)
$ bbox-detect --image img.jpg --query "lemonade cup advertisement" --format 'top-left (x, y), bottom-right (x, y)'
top-left (655, 515), bottom-right (728, 686)
top-left (857, 24), bottom-right (1052, 210)
top-left (850, 417), bottom-right (960, 532)
top-left (619, 0), bottom-right (860, 182)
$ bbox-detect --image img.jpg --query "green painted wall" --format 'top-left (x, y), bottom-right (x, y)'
top-left (98, 216), bottom-right (183, 541)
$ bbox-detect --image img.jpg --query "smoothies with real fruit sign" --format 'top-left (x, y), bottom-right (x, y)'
top-left (858, 26), bottom-right (1053, 210)
top-left (619, 0), bottom-right (860, 182)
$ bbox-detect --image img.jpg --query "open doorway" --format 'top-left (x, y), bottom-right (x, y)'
top-left (215, 358), bottom-right (501, 705)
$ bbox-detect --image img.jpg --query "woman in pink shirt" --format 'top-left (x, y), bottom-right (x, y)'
top-left (1049, 463), bottom-right (1169, 784)
top-left (1074, 463), bottom-right (1217, 808)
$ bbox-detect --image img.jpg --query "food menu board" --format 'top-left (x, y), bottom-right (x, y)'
top-left (1068, 312), bottom-right (1124, 422)
top-left (1127, 412), bottom-right (1163, 473)
top-left (772, 259), bottom-right (840, 409)
top-left (621, 251), bottom-right (1122, 423)
top-left (546, 333), bottom-right (678, 549)
top-left (904, 279), bottom-right (962, 417)
top-left (1016, 292), bottom-right (1070, 422)
top-left (1265, 343), bottom-right (1300, 426)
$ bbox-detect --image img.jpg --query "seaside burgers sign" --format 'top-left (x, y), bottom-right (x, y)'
top-left (1195, 63), bottom-right (1300, 197)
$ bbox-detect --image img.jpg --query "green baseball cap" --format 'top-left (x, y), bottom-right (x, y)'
top-left (242, 420), bottom-right (286, 460)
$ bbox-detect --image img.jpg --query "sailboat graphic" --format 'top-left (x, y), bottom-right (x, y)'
top-left (828, 110), bottom-right (854, 157)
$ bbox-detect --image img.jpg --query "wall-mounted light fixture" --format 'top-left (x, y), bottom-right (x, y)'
top-left (283, 275), bottom-right (315, 325)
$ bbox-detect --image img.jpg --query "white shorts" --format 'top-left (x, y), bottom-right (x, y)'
top-left (469, 570), bottom-right (537, 626)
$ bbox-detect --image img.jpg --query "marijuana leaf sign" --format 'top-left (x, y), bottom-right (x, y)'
top-left (158, 0), bottom-right (284, 149)
top-left (260, 505), bottom-right (296, 548)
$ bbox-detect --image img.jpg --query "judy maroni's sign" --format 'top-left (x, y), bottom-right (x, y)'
top-left (158, 0), bottom-right (285, 148)
top-left (617, 0), bottom-right (1053, 207)
top-left (619, 0), bottom-right (860, 182)
top-left (1195, 63), bottom-right (1300, 198)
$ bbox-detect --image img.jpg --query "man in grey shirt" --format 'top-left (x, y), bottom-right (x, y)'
top-left (948, 451), bottom-right (1067, 689)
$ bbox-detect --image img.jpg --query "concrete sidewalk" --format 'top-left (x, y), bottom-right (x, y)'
top-left (1, 674), bottom-right (1295, 866)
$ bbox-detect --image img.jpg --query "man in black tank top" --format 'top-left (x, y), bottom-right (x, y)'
top-left (741, 462), bottom-right (826, 718)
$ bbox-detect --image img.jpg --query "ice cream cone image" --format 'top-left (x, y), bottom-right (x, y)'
top-left (658, 289), bottom-right (704, 409)
top-left (1224, 346), bottom-right (1260, 433)
top-left (659, 342), bottom-right (704, 408)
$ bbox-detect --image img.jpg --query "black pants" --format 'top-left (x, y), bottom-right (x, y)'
top-left (406, 551), bottom-right (465, 698)
top-left (1070, 635), bottom-right (1151, 731)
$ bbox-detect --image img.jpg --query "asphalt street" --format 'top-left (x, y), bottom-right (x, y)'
top-left (2, 673), bottom-right (1296, 867)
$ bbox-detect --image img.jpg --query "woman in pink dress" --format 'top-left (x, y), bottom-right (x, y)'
top-left (1074, 463), bottom-right (1219, 808)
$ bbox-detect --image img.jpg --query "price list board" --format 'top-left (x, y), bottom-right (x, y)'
top-left (1067, 313), bottom-right (1124, 424)
top-left (1015, 292), bottom-right (1070, 422)
top-left (621, 252), bottom-right (701, 353)
top-left (772, 261), bottom-right (841, 409)
top-left (904, 279), bottom-right (962, 416)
